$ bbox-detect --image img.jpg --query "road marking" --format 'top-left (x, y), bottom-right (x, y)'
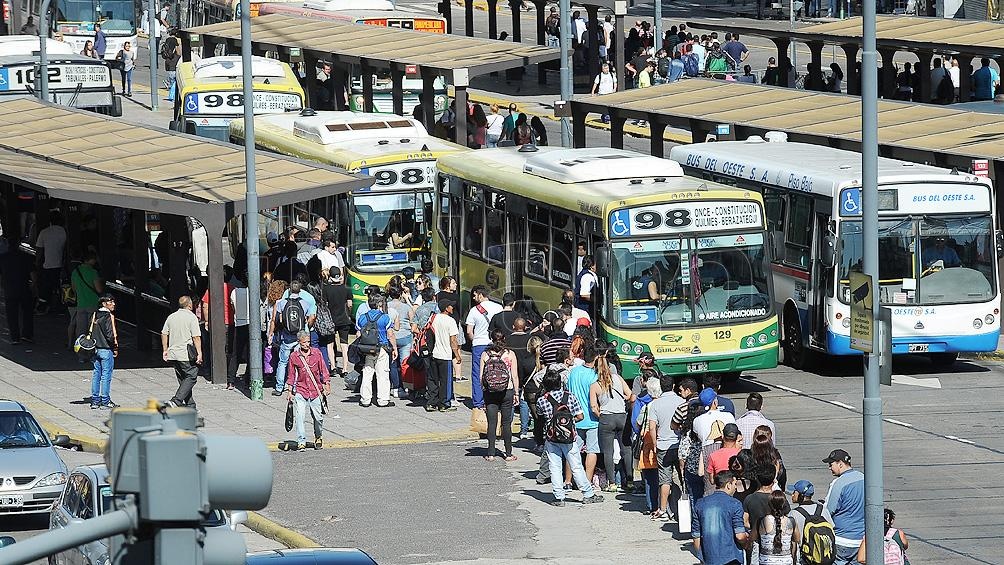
top-left (771, 384), bottom-right (803, 394)
top-left (891, 375), bottom-right (943, 389)
top-left (884, 418), bottom-right (914, 428)
top-left (829, 400), bottom-right (855, 410)
top-left (946, 435), bottom-right (976, 445)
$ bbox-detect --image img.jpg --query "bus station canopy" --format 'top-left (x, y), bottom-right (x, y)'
top-left (0, 97), bottom-right (372, 223)
top-left (571, 79), bottom-right (1004, 164)
top-left (687, 15), bottom-right (1004, 57)
top-left (185, 14), bottom-right (559, 83)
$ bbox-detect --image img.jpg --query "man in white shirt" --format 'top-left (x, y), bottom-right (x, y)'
top-left (227, 279), bottom-right (251, 390)
top-left (929, 57), bottom-right (949, 102)
top-left (317, 238), bottom-right (345, 280)
top-left (693, 388), bottom-right (736, 446)
top-left (465, 285), bottom-right (503, 410)
top-left (35, 213), bottom-right (67, 314)
top-left (575, 255), bottom-right (599, 319)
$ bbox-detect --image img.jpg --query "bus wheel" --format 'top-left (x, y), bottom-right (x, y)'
top-left (782, 306), bottom-right (812, 370)
top-left (721, 371), bottom-right (742, 389)
top-left (928, 352), bottom-right (958, 369)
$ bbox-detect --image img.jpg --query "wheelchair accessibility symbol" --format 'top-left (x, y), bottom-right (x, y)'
top-left (184, 93), bottom-right (199, 113)
top-left (609, 210), bottom-right (631, 237)
top-left (0, 69), bottom-right (9, 92)
top-left (840, 188), bottom-right (861, 216)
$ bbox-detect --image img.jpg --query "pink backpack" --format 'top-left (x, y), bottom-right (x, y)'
top-left (883, 528), bottom-right (906, 565)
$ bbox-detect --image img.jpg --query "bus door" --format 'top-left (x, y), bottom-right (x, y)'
top-left (810, 210), bottom-right (832, 346)
top-left (436, 177), bottom-right (462, 279)
top-left (504, 196), bottom-right (527, 299)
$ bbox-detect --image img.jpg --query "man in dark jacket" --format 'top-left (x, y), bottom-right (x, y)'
top-left (0, 246), bottom-right (35, 344)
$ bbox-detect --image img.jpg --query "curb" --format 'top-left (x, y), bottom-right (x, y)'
top-left (246, 511), bottom-right (321, 549)
top-left (27, 404), bottom-right (108, 454)
top-left (964, 351), bottom-right (1004, 362)
top-left (266, 429), bottom-right (479, 451)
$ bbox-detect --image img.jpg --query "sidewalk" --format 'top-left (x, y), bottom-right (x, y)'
top-left (0, 306), bottom-right (479, 453)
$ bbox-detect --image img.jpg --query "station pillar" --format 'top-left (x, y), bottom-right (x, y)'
top-left (391, 66), bottom-right (405, 116)
top-left (488, 0), bottom-right (499, 39)
top-left (879, 47), bottom-right (897, 99)
top-left (806, 41), bottom-right (824, 91)
top-left (957, 55), bottom-right (974, 102)
top-left (650, 120), bottom-right (666, 158)
top-left (609, 112), bottom-right (625, 149)
top-left (464, 0), bottom-right (475, 36)
top-left (915, 51), bottom-right (933, 103)
top-left (842, 43), bottom-right (860, 95)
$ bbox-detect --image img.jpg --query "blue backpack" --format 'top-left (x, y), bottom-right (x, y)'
top-left (683, 53), bottom-right (700, 77)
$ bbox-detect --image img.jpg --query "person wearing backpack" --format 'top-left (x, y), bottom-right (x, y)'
top-left (466, 285), bottom-right (503, 410)
top-left (788, 480), bottom-right (836, 565)
top-left (535, 366), bottom-right (604, 507)
top-left (856, 508), bottom-right (909, 565)
top-left (269, 280), bottom-right (316, 397)
top-left (355, 292), bottom-right (397, 408)
top-left (480, 329), bottom-right (519, 461)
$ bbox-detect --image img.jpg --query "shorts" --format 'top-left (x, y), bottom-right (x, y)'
top-left (657, 447), bottom-right (679, 486)
top-left (576, 427), bottom-right (600, 454)
top-left (334, 324), bottom-right (353, 344)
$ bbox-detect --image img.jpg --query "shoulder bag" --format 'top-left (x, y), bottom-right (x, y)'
top-left (298, 350), bottom-right (328, 414)
top-left (74, 314), bottom-right (98, 361)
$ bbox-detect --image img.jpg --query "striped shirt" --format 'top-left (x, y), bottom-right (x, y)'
top-left (539, 334), bottom-right (571, 365)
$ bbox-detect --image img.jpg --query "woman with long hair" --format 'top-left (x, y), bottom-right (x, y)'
top-left (263, 279), bottom-right (288, 379)
top-left (752, 490), bottom-right (798, 565)
top-left (81, 40), bottom-right (97, 58)
top-left (469, 103), bottom-right (488, 149)
top-left (750, 425), bottom-right (785, 490)
top-left (728, 450), bottom-right (756, 503)
top-left (589, 342), bottom-right (635, 492)
top-left (481, 329), bottom-right (518, 461)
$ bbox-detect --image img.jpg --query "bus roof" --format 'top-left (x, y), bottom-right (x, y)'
top-left (230, 110), bottom-right (466, 170)
top-left (436, 146), bottom-right (757, 220)
top-left (669, 138), bottom-right (988, 197)
top-left (0, 35), bottom-right (75, 57)
top-left (176, 56), bottom-right (304, 97)
top-left (190, 56), bottom-right (288, 80)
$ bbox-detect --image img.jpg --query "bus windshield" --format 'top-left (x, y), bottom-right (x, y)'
top-left (57, 0), bottom-right (135, 33)
top-left (610, 233), bottom-right (772, 328)
top-left (349, 191), bottom-right (432, 272)
top-left (839, 216), bottom-right (996, 306)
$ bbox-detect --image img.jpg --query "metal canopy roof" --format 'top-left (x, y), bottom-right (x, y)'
top-left (0, 98), bottom-right (372, 224)
top-left (572, 79), bottom-right (1004, 161)
top-left (687, 15), bottom-right (1004, 56)
top-left (184, 14), bottom-right (559, 82)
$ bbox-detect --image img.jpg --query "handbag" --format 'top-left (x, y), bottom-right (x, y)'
top-left (314, 287), bottom-right (337, 337)
top-left (73, 313), bottom-right (98, 359)
top-left (677, 488), bottom-right (692, 534)
top-left (284, 400), bottom-right (294, 432)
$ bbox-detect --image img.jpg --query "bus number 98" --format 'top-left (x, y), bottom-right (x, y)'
top-left (203, 93), bottom-right (244, 107)
top-left (373, 168), bottom-right (425, 186)
top-left (634, 208), bottom-right (692, 229)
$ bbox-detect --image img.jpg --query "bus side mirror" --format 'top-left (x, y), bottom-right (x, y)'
top-left (820, 234), bottom-right (836, 268)
top-left (595, 244), bottom-right (610, 277)
top-left (996, 230), bottom-right (1003, 258)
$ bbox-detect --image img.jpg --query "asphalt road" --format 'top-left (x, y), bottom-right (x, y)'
top-left (256, 354), bottom-right (1004, 565)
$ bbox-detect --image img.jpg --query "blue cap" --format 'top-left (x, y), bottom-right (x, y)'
top-left (699, 388), bottom-right (717, 407)
top-left (792, 480), bottom-right (814, 497)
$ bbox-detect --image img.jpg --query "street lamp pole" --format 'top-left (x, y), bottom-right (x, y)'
top-left (149, 0), bottom-right (159, 111)
top-left (239, 0), bottom-right (264, 397)
top-left (559, 0), bottom-right (571, 147)
top-left (861, 0), bottom-right (884, 563)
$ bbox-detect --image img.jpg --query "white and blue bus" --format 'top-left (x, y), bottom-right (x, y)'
top-left (671, 137), bottom-right (1000, 369)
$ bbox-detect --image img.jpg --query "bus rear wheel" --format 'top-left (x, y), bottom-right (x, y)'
top-left (928, 352), bottom-right (958, 369)
top-left (782, 306), bottom-right (813, 370)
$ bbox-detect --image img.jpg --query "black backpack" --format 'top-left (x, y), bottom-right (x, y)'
top-left (354, 310), bottom-right (383, 355)
top-left (279, 296), bottom-right (306, 334)
top-left (657, 56), bottom-right (670, 79)
top-left (544, 391), bottom-right (576, 444)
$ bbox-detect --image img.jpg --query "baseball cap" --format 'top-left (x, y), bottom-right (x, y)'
top-left (438, 298), bottom-right (457, 311)
top-left (722, 423), bottom-right (739, 439)
top-left (699, 388), bottom-right (717, 407)
top-left (266, 231), bottom-right (279, 244)
top-left (401, 266), bottom-right (416, 279)
top-left (576, 317), bottom-right (591, 327)
top-left (822, 449), bottom-right (851, 464)
top-left (792, 480), bottom-right (814, 497)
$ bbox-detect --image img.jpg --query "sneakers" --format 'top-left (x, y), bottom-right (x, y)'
top-left (438, 405), bottom-right (457, 412)
top-left (314, 437), bottom-right (323, 450)
top-left (376, 401), bottom-right (396, 408)
top-left (90, 403), bottom-right (99, 410)
top-left (104, 401), bottom-right (120, 409)
top-left (535, 474), bottom-right (550, 485)
top-left (549, 499), bottom-right (565, 507)
top-left (359, 401), bottom-right (371, 407)
top-left (602, 484), bottom-right (621, 493)
top-left (271, 389), bottom-right (284, 396)
top-left (297, 443), bottom-right (306, 452)
top-left (651, 509), bottom-right (671, 522)
top-left (390, 388), bottom-right (400, 398)
top-left (424, 404), bottom-right (439, 412)
top-left (582, 494), bottom-right (605, 504)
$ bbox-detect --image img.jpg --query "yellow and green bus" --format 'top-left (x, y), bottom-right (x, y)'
top-left (172, 55), bottom-right (305, 141)
top-left (230, 109), bottom-right (467, 305)
top-left (434, 146), bottom-right (778, 379)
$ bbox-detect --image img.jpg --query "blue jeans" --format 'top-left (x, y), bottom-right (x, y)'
top-left (518, 398), bottom-right (530, 436)
top-left (293, 393), bottom-right (324, 444)
top-left (470, 344), bottom-right (487, 408)
top-left (545, 436), bottom-right (596, 501)
top-left (91, 349), bottom-right (114, 404)
top-left (486, 134), bottom-right (500, 148)
top-left (390, 337), bottom-right (412, 390)
top-left (120, 68), bottom-right (133, 93)
top-left (446, 359), bottom-right (455, 406)
top-left (165, 70), bottom-right (177, 100)
top-left (274, 339), bottom-right (297, 390)
top-left (642, 468), bottom-right (660, 512)
top-left (310, 330), bottom-right (330, 369)
top-left (684, 471), bottom-right (705, 506)
top-left (835, 544), bottom-right (861, 565)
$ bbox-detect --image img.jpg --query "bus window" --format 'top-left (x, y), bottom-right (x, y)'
top-left (485, 208), bottom-right (505, 264)
top-left (462, 184), bottom-right (483, 256)
top-left (764, 190), bottom-right (786, 262)
top-left (527, 219), bottom-right (549, 279)
top-left (551, 228), bottom-right (574, 287)
top-left (784, 194), bottom-right (812, 268)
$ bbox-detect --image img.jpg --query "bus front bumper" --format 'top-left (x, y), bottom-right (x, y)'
top-left (825, 329), bottom-right (1000, 355)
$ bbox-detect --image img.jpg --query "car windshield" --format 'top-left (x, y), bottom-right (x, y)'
top-left (57, 0), bottom-right (136, 33)
top-left (839, 216), bottom-right (996, 305)
top-left (0, 412), bottom-right (49, 448)
top-left (348, 191), bottom-right (432, 273)
top-left (609, 233), bottom-right (772, 328)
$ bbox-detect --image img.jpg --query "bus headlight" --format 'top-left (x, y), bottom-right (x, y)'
top-left (973, 318), bottom-right (984, 329)
top-left (435, 94), bottom-right (447, 112)
top-left (985, 314), bottom-right (995, 325)
top-left (352, 94), bottom-right (365, 109)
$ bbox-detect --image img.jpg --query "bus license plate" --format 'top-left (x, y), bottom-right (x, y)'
top-left (0, 495), bottom-right (24, 508)
top-left (908, 344), bottom-right (929, 353)
top-left (687, 362), bottom-right (708, 373)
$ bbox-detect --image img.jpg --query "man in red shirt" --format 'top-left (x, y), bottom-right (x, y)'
top-left (705, 423), bottom-right (741, 479)
top-left (284, 331), bottom-right (331, 451)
